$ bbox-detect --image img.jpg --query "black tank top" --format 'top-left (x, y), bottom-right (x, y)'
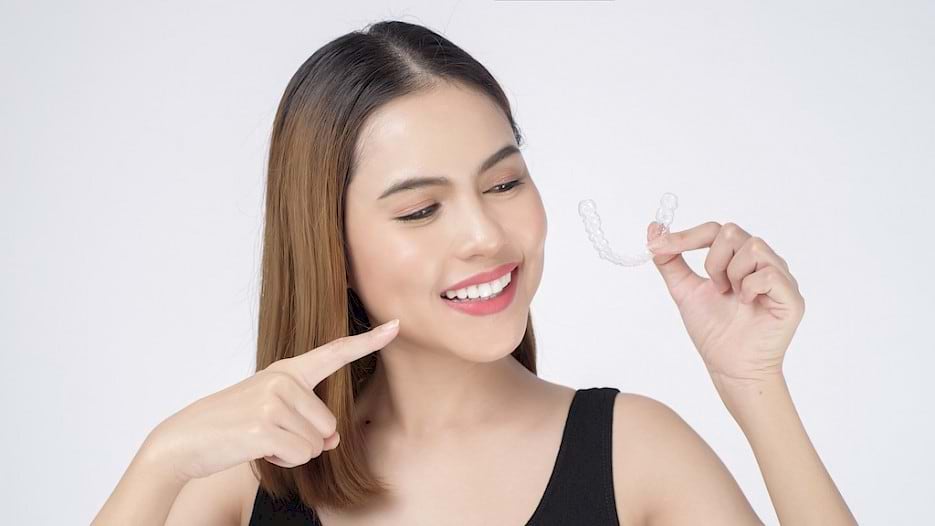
top-left (249, 386), bottom-right (621, 525)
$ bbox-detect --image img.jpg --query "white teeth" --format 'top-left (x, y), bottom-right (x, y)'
top-left (443, 270), bottom-right (512, 300)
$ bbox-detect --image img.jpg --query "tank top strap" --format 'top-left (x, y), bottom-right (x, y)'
top-left (249, 486), bottom-right (321, 525)
top-left (526, 386), bottom-right (621, 526)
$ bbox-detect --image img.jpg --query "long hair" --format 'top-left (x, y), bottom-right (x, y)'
top-left (250, 19), bottom-right (538, 511)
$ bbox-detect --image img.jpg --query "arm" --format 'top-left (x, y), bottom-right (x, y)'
top-left (612, 393), bottom-right (763, 526)
top-left (91, 433), bottom-right (244, 526)
top-left (91, 437), bottom-right (189, 526)
top-left (716, 375), bottom-right (858, 525)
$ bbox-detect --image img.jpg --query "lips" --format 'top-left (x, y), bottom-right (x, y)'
top-left (440, 261), bottom-right (520, 295)
top-left (440, 266), bottom-right (519, 315)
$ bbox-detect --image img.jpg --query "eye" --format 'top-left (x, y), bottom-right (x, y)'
top-left (395, 203), bottom-right (440, 223)
top-left (394, 177), bottom-right (526, 223)
top-left (488, 178), bottom-right (525, 194)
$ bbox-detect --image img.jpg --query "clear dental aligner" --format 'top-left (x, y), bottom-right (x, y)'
top-left (578, 192), bottom-right (679, 266)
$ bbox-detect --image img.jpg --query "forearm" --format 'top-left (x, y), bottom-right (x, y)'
top-left (91, 437), bottom-right (188, 526)
top-left (717, 375), bottom-right (857, 526)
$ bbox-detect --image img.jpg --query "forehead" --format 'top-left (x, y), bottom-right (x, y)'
top-left (352, 83), bottom-right (516, 185)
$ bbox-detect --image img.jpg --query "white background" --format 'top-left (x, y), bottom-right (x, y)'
top-left (2, 1), bottom-right (933, 524)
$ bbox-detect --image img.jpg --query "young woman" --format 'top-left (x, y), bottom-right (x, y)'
top-left (93, 20), bottom-right (857, 526)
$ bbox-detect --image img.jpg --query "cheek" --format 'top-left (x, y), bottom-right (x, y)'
top-left (509, 191), bottom-right (547, 295)
top-left (345, 214), bottom-right (399, 303)
top-left (350, 230), bottom-right (436, 301)
top-left (520, 187), bottom-right (548, 252)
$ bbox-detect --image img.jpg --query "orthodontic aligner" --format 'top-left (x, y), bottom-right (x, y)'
top-left (578, 192), bottom-right (678, 266)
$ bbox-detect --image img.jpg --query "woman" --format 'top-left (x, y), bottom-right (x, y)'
top-left (93, 20), bottom-right (857, 525)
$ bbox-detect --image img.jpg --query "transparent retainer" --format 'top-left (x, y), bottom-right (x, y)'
top-left (578, 192), bottom-right (678, 266)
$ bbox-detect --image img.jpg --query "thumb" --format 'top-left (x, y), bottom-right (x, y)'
top-left (646, 222), bottom-right (701, 302)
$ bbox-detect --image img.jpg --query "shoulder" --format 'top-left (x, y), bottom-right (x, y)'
top-left (238, 462), bottom-right (262, 526)
top-left (609, 392), bottom-right (763, 525)
top-left (610, 392), bottom-right (697, 487)
top-left (165, 460), bottom-right (260, 526)
top-left (609, 392), bottom-right (662, 526)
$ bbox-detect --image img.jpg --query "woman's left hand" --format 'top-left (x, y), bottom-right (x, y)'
top-left (645, 221), bottom-right (806, 393)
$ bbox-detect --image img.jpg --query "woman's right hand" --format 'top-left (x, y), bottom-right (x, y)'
top-left (141, 318), bottom-right (400, 483)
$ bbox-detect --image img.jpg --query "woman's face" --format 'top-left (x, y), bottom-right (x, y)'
top-left (344, 81), bottom-right (547, 362)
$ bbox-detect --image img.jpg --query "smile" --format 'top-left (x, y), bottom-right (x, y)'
top-left (439, 266), bottom-right (519, 316)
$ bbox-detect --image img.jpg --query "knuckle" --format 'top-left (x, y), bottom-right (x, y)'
top-left (748, 236), bottom-right (765, 252)
top-left (322, 414), bottom-right (338, 437)
top-left (260, 364), bottom-right (276, 376)
top-left (304, 436), bottom-right (324, 460)
top-left (301, 442), bottom-right (316, 462)
top-left (260, 367), bottom-right (284, 382)
top-left (722, 222), bottom-right (741, 237)
top-left (258, 399), bottom-right (285, 423)
top-left (263, 358), bottom-right (295, 375)
top-left (262, 370), bottom-right (295, 393)
top-left (727, 269), bottom-right (740, 286)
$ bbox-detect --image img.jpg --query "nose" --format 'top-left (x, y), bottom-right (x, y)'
top-left (450, 199), bottom-right (508, 259)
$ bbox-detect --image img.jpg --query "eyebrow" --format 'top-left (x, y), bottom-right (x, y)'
top-left (377, 144), bottom-right (521, 201)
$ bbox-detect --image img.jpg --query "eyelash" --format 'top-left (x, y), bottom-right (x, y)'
top-left (394, 178), bottom-right (526, 223)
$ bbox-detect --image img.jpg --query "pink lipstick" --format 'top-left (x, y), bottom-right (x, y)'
top-left (440, 265), bottom-right (519, 316)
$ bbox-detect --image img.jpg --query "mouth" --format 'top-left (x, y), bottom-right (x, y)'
top-left (439, 264), bottom-right (520, 303)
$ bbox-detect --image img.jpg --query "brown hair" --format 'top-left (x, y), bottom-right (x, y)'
top-left (250, 19), bottom-right (538, 511)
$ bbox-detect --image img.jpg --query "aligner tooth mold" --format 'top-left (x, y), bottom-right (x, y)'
top-left (578, 192), bottom-right (678, 267)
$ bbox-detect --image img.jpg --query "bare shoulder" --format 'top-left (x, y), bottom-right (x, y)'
top-left (239, 462), bottom-right (263, 526)
top-left (164, 460), bottom-right (260, 526)
top-left (610, 392), bottom-right (764, 526)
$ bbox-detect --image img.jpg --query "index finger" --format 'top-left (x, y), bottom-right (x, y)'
top-left (274, 319), bottom-right (399, 390)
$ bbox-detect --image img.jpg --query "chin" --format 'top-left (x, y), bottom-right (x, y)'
top-left (448, 326), bottom-right (527, 363)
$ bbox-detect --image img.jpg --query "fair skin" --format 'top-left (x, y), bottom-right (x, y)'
top-left (150, 79), bottom-right (855, 525)
top-left (236, 81), bottom-right (767, 524)
top-left (297, 79), bottom-right (609, 523)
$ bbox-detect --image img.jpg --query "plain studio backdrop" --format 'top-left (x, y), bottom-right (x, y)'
top-left (2, 1), bottom-right (933, 524)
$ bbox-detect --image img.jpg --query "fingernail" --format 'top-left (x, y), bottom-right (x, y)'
top-left (376, 319), bottom-right (399, 334)
top-left (647, 234), bottom-right (669, 252)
